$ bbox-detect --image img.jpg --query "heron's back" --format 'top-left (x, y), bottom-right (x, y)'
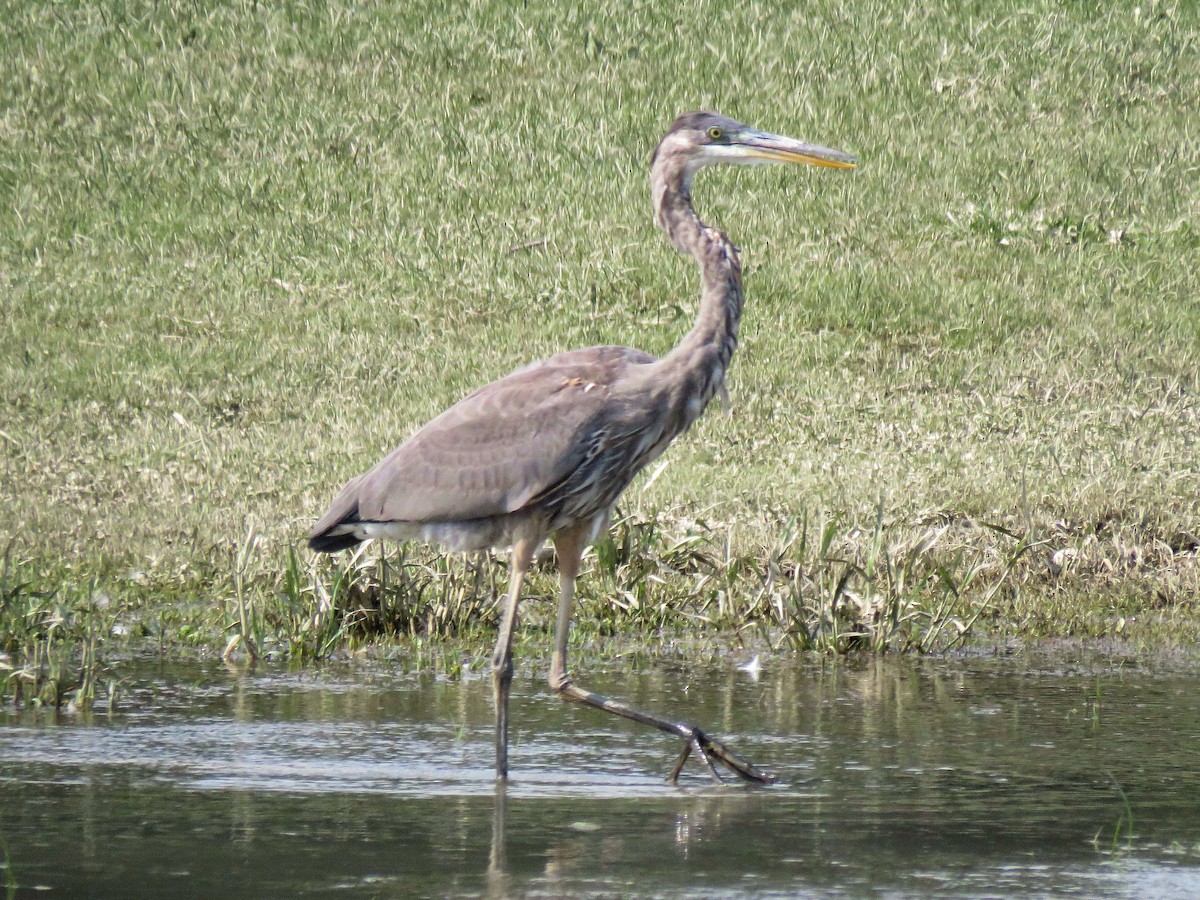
top-left (308, 345), bottom-right (670, 552)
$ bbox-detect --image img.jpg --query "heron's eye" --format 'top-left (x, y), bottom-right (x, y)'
top-left (707, 126), bottom-right (724, 141)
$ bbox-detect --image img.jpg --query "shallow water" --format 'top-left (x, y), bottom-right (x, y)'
top-left (3, 648), bottom-right (1200, 897)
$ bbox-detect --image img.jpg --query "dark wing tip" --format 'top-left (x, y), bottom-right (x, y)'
top-left (308, 475), bottom-right (364, 553)
top-left (308, 531), bottom-right (362, 554)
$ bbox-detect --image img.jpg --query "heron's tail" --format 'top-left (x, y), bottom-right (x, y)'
top-left (308, 475), bottom-right (365, 553)
top-left (308, 530), bottom-right (362, 553)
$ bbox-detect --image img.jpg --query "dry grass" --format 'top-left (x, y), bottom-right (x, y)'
top-left (2, 0), bottom-right (1200, 698)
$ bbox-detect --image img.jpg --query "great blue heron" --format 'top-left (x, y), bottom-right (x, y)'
top-left (309, 112), bottom-right (856, 784)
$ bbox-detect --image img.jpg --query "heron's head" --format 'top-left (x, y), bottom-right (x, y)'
top-left (651, 111), bottom-right (857, 184)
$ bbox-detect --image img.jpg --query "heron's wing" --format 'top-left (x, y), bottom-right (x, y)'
top-left (312, 346), bottom-right (656, 532)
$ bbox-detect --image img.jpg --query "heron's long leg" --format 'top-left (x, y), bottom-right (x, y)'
top-left (549, 523), bottom-right (774, 785)
top-left (492, 536), bottom-right (537, 781)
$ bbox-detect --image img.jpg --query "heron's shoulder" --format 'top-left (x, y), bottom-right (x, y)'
top-left (407, 346), bottom-right (649, 431)
top-left (498, 345), bottom-right (657, 386)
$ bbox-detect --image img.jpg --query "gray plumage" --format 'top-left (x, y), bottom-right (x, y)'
top-left (310, 344), bottom-right (663, 552)
top-left (308, 112), bottom-right (856, 783)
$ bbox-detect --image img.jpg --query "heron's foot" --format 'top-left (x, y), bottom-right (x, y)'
top-left (669, 726), bottom-right (776, 786)
top-left (553, 678), bottom-right (775, 785)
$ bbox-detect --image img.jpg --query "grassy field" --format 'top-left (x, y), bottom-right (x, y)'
top-left (2, 0), bottom-right (1200, 698)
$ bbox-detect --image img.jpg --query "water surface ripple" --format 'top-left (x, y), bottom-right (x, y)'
top-left (3, 650), bottom-right (1200, 897)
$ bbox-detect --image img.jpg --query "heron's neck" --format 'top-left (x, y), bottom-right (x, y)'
top-left (650, 159), bottom-right (744, 424)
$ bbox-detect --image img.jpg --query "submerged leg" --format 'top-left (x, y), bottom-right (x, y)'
top-left (486, 783), bottom-right (508, 898)
top-left (549, 522), bottom-right (774, 785)
top-left (492, 536), bottom-right (537, 781)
